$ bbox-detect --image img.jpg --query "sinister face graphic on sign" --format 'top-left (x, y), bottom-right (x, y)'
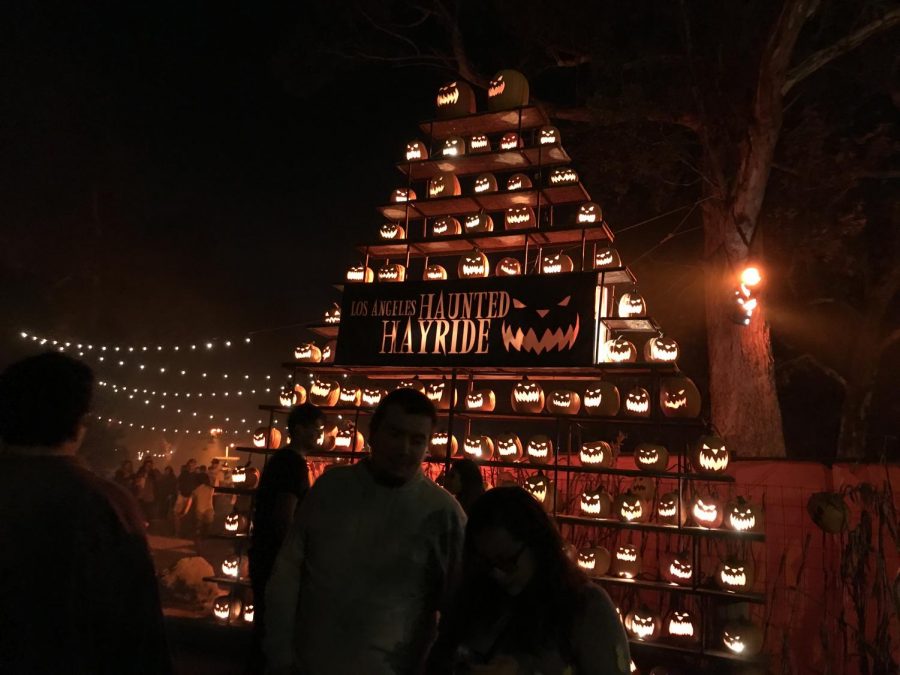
top-left (501, 295), bottom-right (580, 354)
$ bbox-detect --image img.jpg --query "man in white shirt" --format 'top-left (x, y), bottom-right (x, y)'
top-left (264, 388), bottom-right (466, 675)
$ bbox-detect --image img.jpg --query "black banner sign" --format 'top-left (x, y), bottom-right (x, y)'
top-left (335, 273), bottom-right (601, 367)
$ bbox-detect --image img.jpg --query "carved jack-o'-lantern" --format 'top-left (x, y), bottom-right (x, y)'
top-left (504, 206), bottom-right (535, 230)
top-left (611, 544), bottom-right (641, 578)
top-left (224, 508), bottom-right (247, 533)
top-left (294, 343), bottom-right (322, 363)
top-left (661, 550), bottom-right (693, 585)
top-left (464, 389), bottom-right (496, 412)
top-left (526, 435), bottom-right (554, 464)
top-left (691, 435), bottom-right (730, 474)
top-left (469, 134), bottom-right (490, 153)
top-left (722, 620), bottom-right (764, 656)
top-left (496, 257), bottom-right (522, 276)
top-left (615, 491), bottom-right (649, 523)
top-left (279, 387), bottom-right (298, 408)
top-left (659, 377), bottom-right (701, 418)
top-left (545, 389), bottom-right (581, 415)
top-left (464, 213), bottom-right (493, 233)
top-left (580, 486), bottom-right (612, 518)
top-left (379, 222), bottom-right (406, 240)
top-left (549, 167), bottom-right (579, 185)
top-left (582, 381), bottom-right (620, 416)
top-left (213, 595), bottom-right (242, 623)
top-left (463, 434), bottom-right (494, 460)
top-left (432, 216), bottom-right (462, 237)
top-left (230, 467), bottom-right (259, 488)
top-left (665, 610), bottom-right (698, 641)
top-left (579, 440), bottom-right (616, 467)
top-left (510, 378), bottom-right (544, 414)
top-left (506, 173), bottom-right (532, 191)
top-left (717, 557), bottom-right (754, 592)
top-left (634, 443), bottom-right (669, 472)
top-left (577, 545), bottom-right (610, 576)
top-left (377, 262), bottom-right (406, 283)
top-left (495, 432), bottom-right (523, 460)
top-left (538, 125), bottom-right (560, 145)
top-left (321, 341), bottom-right (336, 363)
top-left (309, 379), bottom-right (340, 407)
top-left (338, 386), bottom-right (362, 407)
top-left (361, 387), bottom-right (385, 408)
top-left (429, 431), bottom-right (458, 459)
top-left (405, 140), bottom-right (428, 161)
top-left (487, 69), bottom-right (530, 111)
top-left (629, 476), bottom-right (656, 502)
top-left (436, 81), bottom-right (476, 118)
top-left (657, 491), bottom-right (687, 526)
top-left (540, 251), bottom-right (574, 274)
top-left (221, 554), bottom-right (247, 579)
top-left (473, 173), bottom-right (498, 193)
top-left (626, 606), bottom-right (661, 642)
top-left (242, 604), bottom-right (254, 623)
top-left (603, 337), bottom-right (637, 363)
top-left (644, 335), bottom-right (679, 362)
top-left (577, 202), bottom-right (602, 224)
top-left (423, 264), bottom-right (448, 281)
top-left (425, 379), bottom-right (456, 410)
top-left (252, 426), bottom-right (282, 449)
top-left (390, 188), bottom-right (416, 203)
top-left (428, 171), bottom-right (461, 199)
top-left (346, 265), bottom-right (374, 283)
top-left (498, 132), bottom-right (523, 150)
top-left (441, 135), bottom-right (466, 157)
top-left (691, 493), bottom-right (724, 529)
top-left (501, 294), bottom-right (580, 355)
top-left (396, 378), bottom-right (425, 393)
top-left (523, 472), bottom-right (553, 507)
top-left (458, 251), bottom-right (490, 278)
top-left (323, 303), bottom-right (342, 325)
top-left (728, 497), bottom-right (763, 532)
top-left (317, 423), bottom-right (337, 450)
top-left (334, 423), bottom-right (365, 452)
top-left (618, 291), bottom-right (647, 318)
top-left (624, 387), bottom-right (651, 417)
top-left (594, 247), bottom-right (622, 269)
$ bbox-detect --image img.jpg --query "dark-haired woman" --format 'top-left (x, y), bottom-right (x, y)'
top-left (431, 486), bottom-right (630, 674)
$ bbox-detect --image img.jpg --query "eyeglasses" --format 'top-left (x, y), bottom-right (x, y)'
top-left (481, 542), bottom-right (528, 575)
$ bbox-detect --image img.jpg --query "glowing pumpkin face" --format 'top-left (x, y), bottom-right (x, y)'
top-left (727, 497), bottom-right (761, 532)
top-left (615, 492), bottom-right (649, 523)
top-left (463, 435), bottom-right (494, 460)
top-left (432, 216), bottom-right (462, 236)
top-left (577, 202), bottom-right (602, 224)
top-left (429, 431), bottom-right (458, 459)
top-left (361, 387), bottom-right (385, 408)
top-left (626, 606), bottom-right (660, 641)
top-left (498, 132), bottom-right (523, 150)
top-left (379, 223), bottom-right (406, 240)
top-left (334, 424), bottom-right (365, 452)
top-left (486, 69), bottom-right (530, 111)
top-left (242, 604), bottom-right (254, 623)
top-left (657, 491), bottom-right (687, 526)
top-left (506, 173), bottom-right (532, 191)
top-left (495, 433), bottom-right (523, 460)
top-left (691, 493), bottom-right (724, 529)
top-left (473, 173), bottom-right (498, 193)
top-left (321, 341), bottom-right (336, 363)
top-left (294, 343), bottom-right (322, 363)
top-left (526, 435), bottom-right (553, 464)
top-left (390, 188), bottom-right (416, 203)
top-left (540, 252), bottom-right (574, 274)
top-left (549, 167), bottom-right (578, 185)
top-left (346, 265), bottom-right (374, 283)
top-left (377, 263), bottom-right (406, 283)
top-left (716, 557), bottom-right (753, 591)
top-left (213, 595), bottom-right (242, 623)
top-left (221, 555), bottom-right (245, 579)
top-left (545, 389), bottom-right (581, 415)
top-left (661, 550), bottom-right (693, 585)
top-left (464, 389), bottom-right (496, 411)
top-left (338, 386), bottom-right (362, 407)
top-left (538, 125), bottom-right (560, 145)
top-left (583, 381), bottom-right (620, 416)
top-left (579, 440), bottom-right (615, 467)
top-left (504, 206), bottom-right (534, 230)
top-left (692, 435), bottom-right (729, 474)
top-left (224, 509), bottom-right (247, 533)
top-left (624, 387), bottom-right (651, 417)
top-left (425, 379), bottom-right (456, 410)
top-left (523, 472), bottom-right (552, 506)
top-left (644, 335), bottom-right (679, 362)
top-left (428, 171), bottom-right (461, 198)
top-left (405, 140), bottom-right (427, 161)
top-left (309, 379), bottom-right (340, 407)
top-left (396, 379), bottom-right (425, 393)
top-left (666, 610), bottom-right (697, 640)
top-left (510, 379), bottom-right (544, 414)
top-left (464, 213), bottom-right (493, 233)
top-left (501, 295), bottom-right (580, 355)
top-left (279, 387), bottom-right (298, 408)
top-left (634, 443), bottom-right (668, 471)
top-left (577, 545), bottom-right (610, 576)
top-left (423, 264), bottom-right (448, 280)
top-left (611, 544), bottom-right (641, 578)
top-left (593, 247), bottom-right (622, 269)
top-left (580, 486), bottom-right (612, 518)
top-left (440, 135), bottom-right (466, 157)
top-left (469, 134), bottom-right (490, 153)
top-left (252, 426), bottom-right (282, 449)
top-left (317, 423), bottom-right (337, 450)
top-left (496, 257), bottom-right (522, 276)
top-left (458, 251), bottom-right (490, 278)
top-left (618, 291), bottom-right (646, 318)
top-left (323, 304), bottom-right (342, 325)
top-left (604, 337), bottom-right (637, 363)
top-left (722, 620), bottom-right (763, 656)
top-left (659, 377), bottom-right (701, 418)
top-left (436, 81), bottom-right (476, 118)
top-left (230, 467), bottom-right (259, 488)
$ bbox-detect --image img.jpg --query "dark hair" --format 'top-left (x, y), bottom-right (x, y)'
top-left (451, 487), bottom-right (588, 658)
top-left (0, 352), bottom-right (93, 447)
top-left (446, 459), bottom-right (485, 513)
top-left (370, 388), bottom-right (436, 435)
top-left (196, 472), bottom-right (211, 486)
top-left (287, 402), bottom-right (325, 432)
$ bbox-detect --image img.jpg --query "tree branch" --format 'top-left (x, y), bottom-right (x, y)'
top-left (782, 7), bottom-right (900, 95)
top-left (778, 353), bottom-right (848, 388)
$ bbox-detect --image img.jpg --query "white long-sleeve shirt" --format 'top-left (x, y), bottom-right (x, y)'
top-left (264, 461), bottom-right (466, 674)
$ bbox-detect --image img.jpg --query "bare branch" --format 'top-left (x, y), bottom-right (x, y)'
top-left (357, 7), bottom-right (426, 55)
top-left (783, 7), bottom-right (900, 95)
top-left (778, 353), bottom-right (848, 388)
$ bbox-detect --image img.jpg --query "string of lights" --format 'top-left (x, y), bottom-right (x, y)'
top-left (97, 377), bottom-right (281, 399)
top-left (18, 330), bottom-right (253, 354)
top-left (94, 414), bottom-right (268, 436)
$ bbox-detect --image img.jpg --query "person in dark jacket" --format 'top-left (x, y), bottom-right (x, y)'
top-left (0, 352), bottom-right (172, 674)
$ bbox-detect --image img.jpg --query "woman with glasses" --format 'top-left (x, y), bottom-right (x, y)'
top-left (430, 486), bottom-right (630, 674)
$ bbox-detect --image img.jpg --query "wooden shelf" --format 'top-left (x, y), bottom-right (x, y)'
top-left (203, 576), bottom-right (252, 588)
top-left (603, 317), bottom-right (661, 333)
top-left (628, 640), bottom-right (768, 665)
top-left (281, 362), bottom-right (683, 379)
top-left (593, 576), bottom-right (764, 604)
top-left (397, 145), bottom-right (572, 180)
top-left (229, 446), bottom-right (277, 455)
top-left (418, 106), bottom-right (551, 140)
top-left (556, 514), bottom-right (763, 541)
